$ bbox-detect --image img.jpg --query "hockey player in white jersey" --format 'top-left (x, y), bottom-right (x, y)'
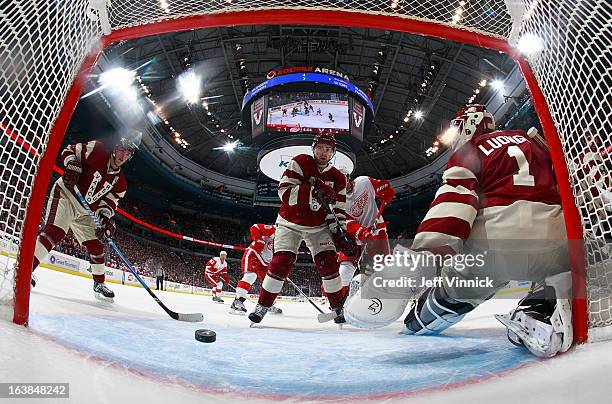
top-left (204, 251), bottom-right (230, 304)
top-left (337, 174), bottom-right (394, 295)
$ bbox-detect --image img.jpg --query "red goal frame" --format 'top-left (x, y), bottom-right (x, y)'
top-left (12, 10), bottom-right (588, 343)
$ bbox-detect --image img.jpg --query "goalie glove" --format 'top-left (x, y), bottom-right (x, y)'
top-left (95, 210), bottom-right (116, 242)
top-left (63, 158), bottom-right (83, 188)
top-left (374, 179), bottom-right (395, 204)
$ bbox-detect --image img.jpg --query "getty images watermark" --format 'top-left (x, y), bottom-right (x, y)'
top-left (358, 238), bottom-right (578, 300)
top-left (369, 249), bottom-right (493, 291)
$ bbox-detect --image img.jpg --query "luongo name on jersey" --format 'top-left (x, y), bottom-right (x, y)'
top-left (413, 129), bottom-right (563, 253)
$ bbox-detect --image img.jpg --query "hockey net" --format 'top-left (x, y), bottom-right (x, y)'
top-left (1, 1), bottom-right (610, 341)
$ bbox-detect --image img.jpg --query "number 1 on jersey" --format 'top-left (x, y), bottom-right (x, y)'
top-left (507, 145), bottom-right (535, 186)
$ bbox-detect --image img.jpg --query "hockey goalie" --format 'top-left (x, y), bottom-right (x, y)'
top-left (344, 104), bottom-right (573, 358)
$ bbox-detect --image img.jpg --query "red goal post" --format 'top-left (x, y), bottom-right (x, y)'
top-left (1, 1), bottom-right (609, 344)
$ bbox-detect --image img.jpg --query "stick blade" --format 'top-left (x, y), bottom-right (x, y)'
top-left (317, 311), bottom-right (337, 323)
top-left (175, 312), bottom-right (204, 322)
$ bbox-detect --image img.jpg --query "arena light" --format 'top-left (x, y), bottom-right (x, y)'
top-left (414, 110), bottom-right (424, 119)
top-left (99, 67), bottom-right (135, 90)
top-left (177, 70), bottom-right (201, 104)
top-left (517, 33), bottom-right (544, 55)
top-left (479, 79), bottom-right (487, 87)
top-left (222, 140), bottom-right (239, 152)
top-left (491, 79), bottom-right (505, 90)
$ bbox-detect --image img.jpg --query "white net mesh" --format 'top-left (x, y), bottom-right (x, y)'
top-left (0, 0), bottom-right (610, 340)
top-left (0, 1), bottom-right (102, 317)
top-left (516, 0), bottom-right (612, 340)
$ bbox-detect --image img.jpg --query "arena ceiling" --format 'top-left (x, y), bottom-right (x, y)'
top-left (78, 24), bottom-right (516, 181)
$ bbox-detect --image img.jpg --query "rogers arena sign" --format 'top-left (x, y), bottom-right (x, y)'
top-left (259, 145), bottom-right (354, 181)
top-left (266, 66), bottom-right (350, 81)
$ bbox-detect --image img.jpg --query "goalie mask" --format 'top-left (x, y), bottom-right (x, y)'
top-left (448, 104), bottom-right (495, 151)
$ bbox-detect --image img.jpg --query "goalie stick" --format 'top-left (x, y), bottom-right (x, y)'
top-left (74, 188), bottom-right (204, 323)
top-left (527, 127), bottom-right (548, 151)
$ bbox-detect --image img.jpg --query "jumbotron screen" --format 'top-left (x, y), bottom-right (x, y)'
top-left (266, 92), bottom-right (349, 135)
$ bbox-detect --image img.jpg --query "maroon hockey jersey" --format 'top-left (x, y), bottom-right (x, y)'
top-left (59, 140), bottom-right (127, 217)
top-left (413, 129), bottom-right (562, 253)
top-left (277, 154), bottom-right (347, 229)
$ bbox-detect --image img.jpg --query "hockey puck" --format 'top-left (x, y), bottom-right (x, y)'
top-left (195, 329), bottom-right (216, 343)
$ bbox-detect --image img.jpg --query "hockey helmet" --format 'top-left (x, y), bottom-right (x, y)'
top-left (219, 250), bottom-right (227, 257)
top-left (312, 132), bottom-right (336, 150)
top-left (449, 104), bottom-right (495, 151)
top-left (115, 129), bottom-right (142, 152)
top-left (339, 166), bottom-right (352, 179)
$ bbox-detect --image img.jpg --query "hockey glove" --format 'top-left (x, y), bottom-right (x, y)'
top-left (63, 158), bottom-right (83, 188)
top-left (95, 211), bottom-right (116, 242)
top-left (333, 230), bottom-right (357, 257)
top-left (375, 179), bottom-right (395, 204)
top-left (251, 239), bottom-right (265, 254)
top-left (354, 225), bottom-right (376, 242)
top-left (313, 181), bottom-right (336, 205)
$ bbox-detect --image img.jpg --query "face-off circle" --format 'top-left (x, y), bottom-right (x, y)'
top-left (195, 329), bottom-right (216, 343)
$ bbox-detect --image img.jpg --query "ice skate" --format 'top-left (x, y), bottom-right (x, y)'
top-left (333, 308), bottom-right (346, 325)
top-left (93, 282), bottom-right (115, 303)
top-left (212, 295), bottom-right (225, 304)
top-left (248, 304), bottom-right (269, 326)
top-left (229, 297), bottom-right (247, 315)
top-left (269, 305), bottom-right (283, 315)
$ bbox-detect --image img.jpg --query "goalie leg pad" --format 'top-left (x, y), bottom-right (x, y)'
top-left (403, 286), bottom-right (476, 335)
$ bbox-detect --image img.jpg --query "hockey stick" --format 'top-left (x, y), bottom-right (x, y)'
top-left (527, 127), bottom-right (548, 151)
top-left (285, 277), bottom-right (326, 315)
top-left (74, 188), bottom-right (203, 322)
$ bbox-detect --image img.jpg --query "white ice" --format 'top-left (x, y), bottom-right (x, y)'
top-left (2, 265), bottom-right (612, 403)
top-left (268, 104), bottom-right (349, 130)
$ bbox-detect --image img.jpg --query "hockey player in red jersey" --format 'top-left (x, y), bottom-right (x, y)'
top-left (30, 130), bottom-right (141, 302)
top-left (331, 173), bottom-right (394, 297)
top-left (205, 251), bottom-right (230, 303)
top-left (230, 224), bottom-right (282, 315)
top-left (248, 133), bottom-right (355, 324)
top-left (345, 105), bottom-right (572, 357)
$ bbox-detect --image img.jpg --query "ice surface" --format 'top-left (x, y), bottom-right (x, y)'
top-left (2, 264), bottom-right (612, 403)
